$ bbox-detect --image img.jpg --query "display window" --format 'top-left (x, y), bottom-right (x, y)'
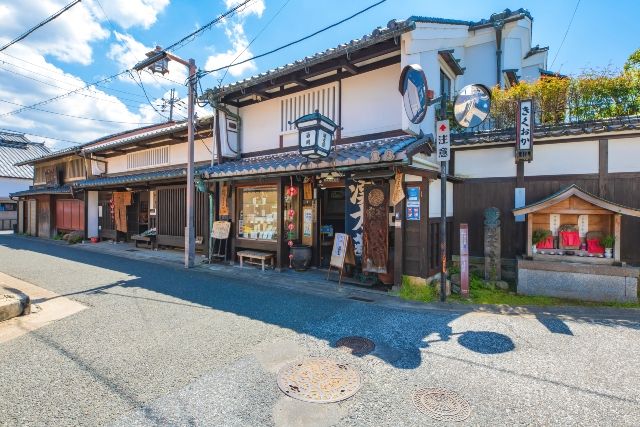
top-left (238, 186), bottom-right (278, 240)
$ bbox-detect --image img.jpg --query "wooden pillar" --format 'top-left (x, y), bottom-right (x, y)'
top-left (393, 183), bottom-right (405, 288)
top-left (526, 213), bottom-right (533, 257)
top-left (599, 139), bottom-right (608, 198)
top-left (614, 213), bottom-right (621, 262)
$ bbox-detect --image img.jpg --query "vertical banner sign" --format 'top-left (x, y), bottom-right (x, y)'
top-left (514, 187), bottom-right (526, 222)
top-left (460, 223), bottom-right (469, 298)
top-left (516, 99), bottom-right (533, 162)
top-left (436, 120), bottom-right (451, 162)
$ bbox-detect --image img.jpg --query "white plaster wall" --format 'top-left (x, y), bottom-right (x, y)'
top-left (240, 98), bottom-right (281, 153)
top-left (0, 177), bottom-right (31, 197)
top-left (87, 191), bottom-right (98, 238)
top-left (463, 41), bottom-right (497, 89)
top-left (341, 64), bottom-right (402, 138)
top-left (106, 137), bottom-right (214, 174)
top-left (524, 141), bottom-right (599, 176)
top-left (428, 179), bottom-right (454, 217)
top-left (608, 137), bottom-right (640, 173)
top-left (455, 147), bottom-right (517, 178)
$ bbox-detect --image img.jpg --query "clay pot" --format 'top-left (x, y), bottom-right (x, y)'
top-left (290, 244), bottom-right (312, 271)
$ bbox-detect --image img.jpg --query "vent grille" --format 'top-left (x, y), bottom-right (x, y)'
top-left (281, 84), bottom-right (338, 132)
top-left (127, 146), bottom-right (170, 170)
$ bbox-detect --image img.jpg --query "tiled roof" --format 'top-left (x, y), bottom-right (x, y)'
top-left (13, 144), bottom-right (82, 167)
top-left (10, 185), bottom-right (72, 198)
top-left (452, 116), bottom-right (640, 147)
top-left (524, 45), bottom-right (549, 59)
top-left (204, 136), bottom-right (417, 179)
top-left (0, 132), bottom-right (49, 179)
top-left (73, 165), bottom-right (210, 189)
top-left (205, 20), bottom-right (416, 99)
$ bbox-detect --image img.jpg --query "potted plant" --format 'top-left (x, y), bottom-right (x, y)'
top-left (532, 229), bottom-right (551, 254)
top-left (601, 235), bottom-right (615, 258)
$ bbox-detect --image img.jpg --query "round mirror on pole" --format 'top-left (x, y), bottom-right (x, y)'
top-left (453, 84), bottom-right (491, 128)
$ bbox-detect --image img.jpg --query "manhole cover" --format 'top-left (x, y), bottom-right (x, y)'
top-left (413, 387), bottom-right (471, 422)
top-left (336, 336), bottom-right (375, 356)
top-left (277, 357), bottom-right (361, 403)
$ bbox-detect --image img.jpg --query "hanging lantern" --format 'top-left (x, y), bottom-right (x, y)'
top-left (288, 240), bottom-right (294, 247)
top-left (287, 186), bottom-right (298, 197)
top-left (288, 223), bottom-right (295, 231)
top-left (292, 110), bottom-right (338, 159)
top-left (288, 209), bottom-right (295, 218)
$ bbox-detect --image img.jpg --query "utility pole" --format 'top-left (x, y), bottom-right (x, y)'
top-left (134, 47), bottom-right (197, 268)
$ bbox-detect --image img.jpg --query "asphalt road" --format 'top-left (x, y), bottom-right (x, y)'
top-left (0, 235), bottom-right (639, 426)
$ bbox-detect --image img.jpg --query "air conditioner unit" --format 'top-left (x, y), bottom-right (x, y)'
top-left (217, 111), bottom-right (239, 158)
top-left (91, 156), bottom-right (106, 175)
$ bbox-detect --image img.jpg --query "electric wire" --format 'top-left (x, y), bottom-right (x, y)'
top-left (0, 0), bottom-right (82, 52)
top-left (94, 0), bottom-right (117, 33)
top-left (199, 0), bottom-right (386, 77)
top-left (130, 71), bottom-right (170, 120)
top-left (0, 98), bottom-right (156, 125)
top-left (550, 0), bottom-right (581, 68)
top-left (0, 127), bottom-right (82, 144)
top-left (216, 0), bottom-right (293, 87)
top-left (165, 0), bottom-right (254, 52)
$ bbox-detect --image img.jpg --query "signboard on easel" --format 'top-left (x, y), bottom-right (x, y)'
top-left (328, 233), bottom-right (356, 285)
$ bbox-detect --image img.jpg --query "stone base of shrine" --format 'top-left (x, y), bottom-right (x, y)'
top-left (517, 258), bottom-right (639, 303)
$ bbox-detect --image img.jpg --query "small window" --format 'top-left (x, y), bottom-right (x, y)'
top-left (238, 186), bottom-right (278, 240)
top-left (127, 146), bottom-right (170, 170)
top-left (65, 158), bottom-right (85, 180)
top-left (440, 69), bottom-right (452, 100)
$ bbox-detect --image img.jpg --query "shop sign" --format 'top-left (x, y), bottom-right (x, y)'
top-left (303, 207), bottom-right (313, 237)
top-left (391, 171), bottom-right (405, 206)
top-left (436, 120), bottom-right (450, 162)
top-left (515, 99), bottom-right (534, 162)
top-left (219, 184), bottom-right (229, 216)
top-left (406, 186), bottom-right (420, 221)
top-left (212, 221), bottom-right (231, 239)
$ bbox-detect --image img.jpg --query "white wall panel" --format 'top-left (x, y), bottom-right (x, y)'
top-left (608, 137), bottom-right (640, 173)
top-left (429, 179), bottom-right (454, 217)
top-left (524, 141), bottom-right (598, 176)
top-left (455, 147), bottom-right (517, 178)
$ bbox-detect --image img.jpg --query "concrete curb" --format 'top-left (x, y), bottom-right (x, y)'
top-left (9, 234), bottom-right (640, 322)
top-left (0, 287), bottom-right (30, 322)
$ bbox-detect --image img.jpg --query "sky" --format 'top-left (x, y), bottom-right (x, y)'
top-left (0, 0), bottom-right (638, 151)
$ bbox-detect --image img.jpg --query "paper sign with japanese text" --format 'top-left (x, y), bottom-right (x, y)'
top-left (436, 119), bottom-right (451, 162)
top-left (515, 99), bottom-right (534, 161)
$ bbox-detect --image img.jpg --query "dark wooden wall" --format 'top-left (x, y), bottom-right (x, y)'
top-left (156, 185), bottom-right (209, 249)
top-left (452, 173), bottom-right (640, 265)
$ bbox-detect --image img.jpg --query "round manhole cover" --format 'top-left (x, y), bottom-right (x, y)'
top-left (336, 336), bottom-right (375, 356)
top-left (277, 357), bottom-right (362, 403)
top-left (413, 387), bottom-right (471, 422)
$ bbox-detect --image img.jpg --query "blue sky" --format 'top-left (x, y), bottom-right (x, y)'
top-left (0, 0), bottom-right (638, 149)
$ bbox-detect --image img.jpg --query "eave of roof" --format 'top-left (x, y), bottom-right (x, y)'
top-left (438, 50), bottom-right (465, 76)
top-left (204, 19), bottom-right (415, 101)
top-left (513, 184), bottom-right (640, 218)
top-left (451, 116), bottom-right (640, 147)
top-left (10, 185), bottom-right (73, 198)
top-left (73, 164), bottom-right (211, 189)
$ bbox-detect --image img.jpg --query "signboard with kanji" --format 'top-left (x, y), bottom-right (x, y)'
top-left (436, 119), bottom-right (450, 162)
top-left (515, 99), bottom-right (534, 162)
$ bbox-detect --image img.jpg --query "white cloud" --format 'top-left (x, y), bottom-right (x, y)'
top-left (85, 0), bottom-right (170, 30)
top-left (0, 0), bottom-right (109, 65)
top-left (107, 31), bottom-right (188, 87)
top-left (204, 0), bottom-right (266, 80)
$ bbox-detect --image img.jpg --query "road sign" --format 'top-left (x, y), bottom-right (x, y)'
top-left (436, 119), bottom-right (451, 162)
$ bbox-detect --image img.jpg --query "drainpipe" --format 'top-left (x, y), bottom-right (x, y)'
top-left (494, 20), bottom-right (505, 88)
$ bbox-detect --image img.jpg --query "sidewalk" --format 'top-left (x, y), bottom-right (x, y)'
top-left (37, 237), bottom-right (640, 323)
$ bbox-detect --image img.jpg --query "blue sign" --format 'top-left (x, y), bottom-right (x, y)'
top-left (399, 64), bottom-right (428, 124)
top-left (406, 206), bottom-right (420, 221)
top-left (406, 186), bottom-right (420, 221)
top-left (407, 186), bottom-right (420, 201)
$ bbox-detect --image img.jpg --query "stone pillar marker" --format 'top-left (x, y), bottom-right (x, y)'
top-left (484, 207), bottom-right (501, 281)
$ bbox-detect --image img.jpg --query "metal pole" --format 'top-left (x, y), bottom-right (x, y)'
top-left (185, 59), bottom-right (196, 268)
top-left (440, 161), bottom-right (447, 302)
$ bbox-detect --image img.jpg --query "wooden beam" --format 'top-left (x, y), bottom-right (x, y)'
top-left (341, 59), bottom-right (358, 75)
top-left (599, 139), bottom-right (608, 197)
top-left (293, 78), bottom-right (309, 88)
top-left (526, 214), bottom-right (533, 257)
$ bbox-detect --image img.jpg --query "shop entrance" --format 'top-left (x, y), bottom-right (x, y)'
top-left (317, 185), bottom-right (345, 268)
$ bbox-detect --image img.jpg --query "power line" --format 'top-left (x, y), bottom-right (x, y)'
top-left (165, 0), bottom-right (254, 52)
top-left (0, 0), bottom-right (82, 53)
top-left (200, 0), bottom-right (386, 77)
top-left (0, 63), bottom-right (146, 109)
top-left (0, 127), bottom-right (82, 145)
top-left (0, 98), bottom-right (156, 125)
top-left (217, 0), bottom-right (293, 87)
top-left (550, 0), bottom-right (581, 68)
top-left (130, 71), bottom-right (169, 121)
top-left (94, 0), bottom-right (116, 33)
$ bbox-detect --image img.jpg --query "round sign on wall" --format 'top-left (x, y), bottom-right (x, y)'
top-left (399, 64), bottom-right (428, 124)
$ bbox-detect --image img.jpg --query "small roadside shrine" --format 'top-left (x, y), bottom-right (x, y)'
top-left (513, 185), bottom-right (640, 303)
